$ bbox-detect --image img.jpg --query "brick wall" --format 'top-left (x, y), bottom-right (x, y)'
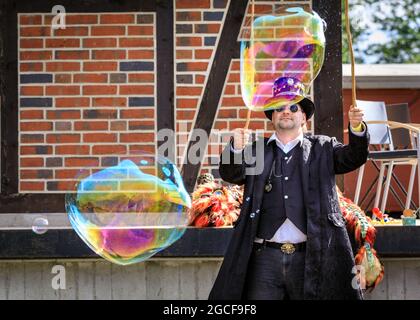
top-left (19, 12), bottom-right (156, 192)
top-left (17, 0), bottom-right (314, 193)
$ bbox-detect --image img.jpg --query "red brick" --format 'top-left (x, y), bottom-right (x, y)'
top-left (177, 0), bottom-right (210, 9)
top-left (46, 110), bottom-right (80, 120)
top-left (176, 37), bottom-right (202, 46)
top-left (224, 85), bottom-right (236, 95)
top-left (20, 157), bottom-right (44, 167)
top-left (20, 15), bottom-right (42, 25)
top-left (120, 133), bottom-right (155, 143)
top-left (91, 26), bottom-right (126, 36)
top-left (83, 133), bottom-right (117, 143)
top-left (119, 85), bottom-right (154, 95)
top-left (127, 26), bottom-right (154, 36)
top-left (214, 121), bottom-right (228, 130)
top-left (176, 50), bottom-right (193, 59)
top-left (218, 109), bottom-right (237, 118)
top-left (176, 86), bottom-right (202, 96)
top-left (238, 109), bottom-right (267, 119)
top-left (194, 23), bottom-right (220, 34)
top-left (82, 109), bottom-right (117, 119)
top-left (46, 38), bottom-right (80, 48)
top-left (195, 49), bottom-right (213, 59)
top-left (229, 121), bottom-right (247, 129)
top-left (83, 61), bottom-right (118, 72)
top-left (20, 26), bottom-right (50, 37)
top-left (20, 122), bottom-right (53, 131)
top-left (55, 144), bottom-right (90, 155)
top-left (92, 145), bottom-right (127, 155)
top-left (92, 50), bottom-right (126, 60)
top-left (110, 121), bottom-right (127, 131)
top-left (247, 121), bottom-right (265, 130)
top-left (46, 134), bottom-right (80, 143)
top-left (20, 63), bottom-right (43, 72)
top-left (254, 4), bottom-right (276, 14)
top-left (55, 169), bottom-right (90, 179)
top-left (83, 38), bottom-right (117, 48)
top-left (20, 145), bottom-right (52, 154)
top-left (20, 110), bottom-right (44, 119)
top-left (20, 39), bottom-right (43, 48)
top-left (231, 61), bottom-right (240, 70)
top-left (128, 50), bottom-right (154, 59)
top-left (20, 86), bottom-right (43, 96)
top-left (195, 75), bottom-right (206, 84)
top-left (55, 50), bottom-right (89, 60)
top-left (74, 73), bottom-right (108, 83)
top-left (46, 62), bottom-right (80, 72)
top-left (20, 181), bottom-right (45, 191)
top-left (53, 27), bottom-right (89, 37)
top-left (128, 120), bottom-right (154, 130)
top-left (176, 98), bottom-right (198, 108)
top-left (129, 145), bottom-right (155, 154)
top-left (74, 121), bottom-right (109, 131)
top-left (228, 73), bottom-right (240, 82)
top-left (65, 157), bottom-right (100, 167)
top-left (221, 97), bottom-right (245, 107)
top-left (120, 109), bottom-right (154, 119)
top-left (20, 51), bottom-right (52, 60)
top-left (177, 110), bottom-right (195, 120)
top-left (21, 134), bottom-right (44, 143)
top-left (100, 14), bottom-right (135, 24)
top-left (177, 12), bottom-right (201, 21)
top-left (65, 15), bottom-right (98, 24)
top-left (21, 169), bottom-right (53, 179)
top-left (56, 97), bottom-right (90, 108)
top-left (183, 62), bottom-right (208, 71)
top-left (46, 85), bottom-right (80, 96)
top-left (55, 74), bottom-right (72, 83)
top-left (83, 85), bottom-right (117, 95)
top-left (119, 38), bottom-right (154, 47)
top-left (92, 97), bottom-right (126, 107)
top-left (128, 73), bottom-right (154, 83)
top-left (47, 181), bottom-right (79, 191)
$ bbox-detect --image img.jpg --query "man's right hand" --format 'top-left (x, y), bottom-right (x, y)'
top-left (233, 128), bottom-right (251, 150)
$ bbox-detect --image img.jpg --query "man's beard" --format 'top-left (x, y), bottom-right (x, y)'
top-left (275, 119), bottom-right (297, 131)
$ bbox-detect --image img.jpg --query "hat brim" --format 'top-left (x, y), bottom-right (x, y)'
top-left (264, 97), bottom-right (315, 121)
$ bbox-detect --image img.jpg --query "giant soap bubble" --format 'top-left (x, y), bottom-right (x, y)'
top-left (65, 154), bottom-right (191, 265)
top-left (240, 6), bottom-right (326, 111)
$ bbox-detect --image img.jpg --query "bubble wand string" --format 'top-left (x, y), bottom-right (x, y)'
top-left (244, 0), bottom-right (254, 131)
top-left (344, 0), bottom-right (357, 108)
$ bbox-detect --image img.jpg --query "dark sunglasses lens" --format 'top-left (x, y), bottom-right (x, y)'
top-left (290, 104), bottom-right (299, 113)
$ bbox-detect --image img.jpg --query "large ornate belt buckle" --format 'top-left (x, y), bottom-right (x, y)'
top-left (281, 243), bottom-right (295, 254)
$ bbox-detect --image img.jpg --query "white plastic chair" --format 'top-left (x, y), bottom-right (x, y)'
top-left (354, 100), bottom-right (420, 212)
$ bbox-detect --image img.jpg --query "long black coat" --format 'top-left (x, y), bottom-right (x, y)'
top-left (209, 128), bottom-right (370, 300)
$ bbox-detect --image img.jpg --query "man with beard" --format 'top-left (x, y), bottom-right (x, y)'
top-left (209, 76), bottom-right (369, 300)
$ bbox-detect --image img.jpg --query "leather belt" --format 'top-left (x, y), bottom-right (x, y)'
top-left (253, 240), bottom-right (306, 254)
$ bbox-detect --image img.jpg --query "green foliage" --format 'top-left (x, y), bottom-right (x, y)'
top-left (342, 0), bottom-right (420, 63)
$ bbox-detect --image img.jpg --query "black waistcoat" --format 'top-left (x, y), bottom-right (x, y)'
top-left (257, 142), bottom-right (307, 239)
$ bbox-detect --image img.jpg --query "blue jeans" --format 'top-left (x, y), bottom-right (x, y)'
top-left (245, 244), bottom-right (305, 300)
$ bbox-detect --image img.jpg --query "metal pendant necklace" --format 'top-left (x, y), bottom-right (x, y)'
top-left (264, 159), bottom-right (282, 193)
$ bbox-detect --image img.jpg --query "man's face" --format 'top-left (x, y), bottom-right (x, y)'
top-left (272, 104), bottom-right (306, 131)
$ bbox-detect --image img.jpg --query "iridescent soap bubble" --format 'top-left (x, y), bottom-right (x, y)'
top-left (32, 217), bottom-right (49, 235)
top-left (65, 154), bottom-right (191, 265)
top-left (240, 6), bottom-right (326, 111)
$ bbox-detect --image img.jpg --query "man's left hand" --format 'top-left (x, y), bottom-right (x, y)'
top-left (349, 105), bottom-right (364, 128)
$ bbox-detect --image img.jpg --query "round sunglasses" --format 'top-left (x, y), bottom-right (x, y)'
top-left (274, 104), bottom-right (301, 113)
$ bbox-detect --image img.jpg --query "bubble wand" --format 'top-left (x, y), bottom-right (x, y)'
top-left (344, 0), bottom-right (357, 108)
